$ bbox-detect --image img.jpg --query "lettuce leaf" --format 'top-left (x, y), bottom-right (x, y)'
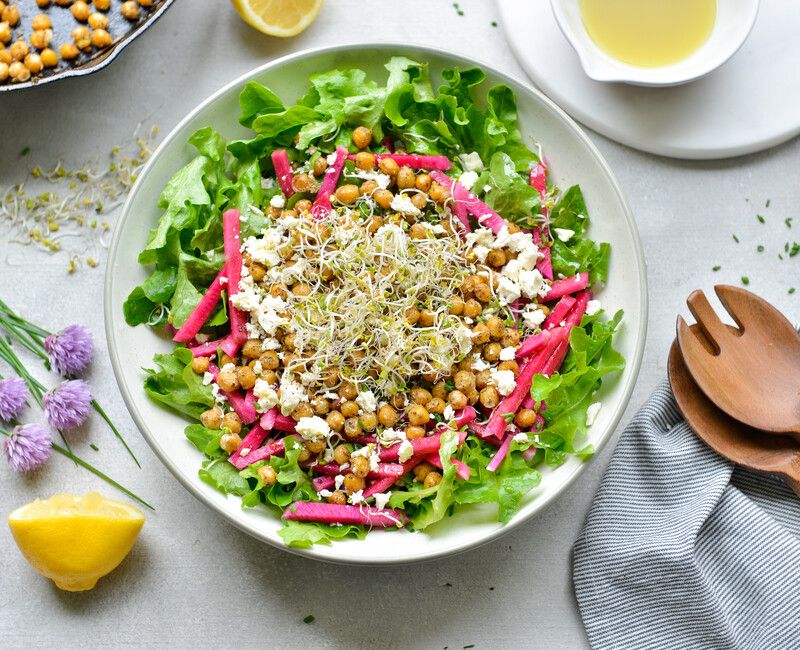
top-left (143, 347), bottom-right (214, 419)
top-left (238, 437), bottom-right (318, 509)
top-left (531, 310), bottom-right (625, 457)
top-left (278, 520), bottom-right (367, 548)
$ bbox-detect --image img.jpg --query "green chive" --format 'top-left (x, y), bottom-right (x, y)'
top-left (712, 265), bottom-right (721, 271)
top-left (789, 288), bottom-right (796, 295)
top-left (757, 214), bottom-right (765, 224)
top-left (90, 443), bottom-right (99, 452)
top-left (19, 146), bottom-right (30, 157)
top-left (303, 615), bottom-right (315, 624)
top-left (766, 199), bottom-right (771, 208)
top-left (741, 276), bottom-right (750, 285)
top-left (732, 234), bottom-right (740, 243)
top-left (786, 218), bottom-right (793, 228)
top-left (491, 21), bottom-right (498, 27)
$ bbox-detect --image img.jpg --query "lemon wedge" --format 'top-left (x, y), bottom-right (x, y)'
top-left (231, 0), bottom-right (324, 37)
top-left (8, 492), bottom-right (144, 592)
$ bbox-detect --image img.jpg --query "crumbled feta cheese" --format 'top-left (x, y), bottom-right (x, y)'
top-left (355, 390), bottom-right (377, 413)
top-left (454, 324), bottom-right (475, 358)
top-left (472, 245), bottom-right (490, 263)
top-left (459, 151), bottom-right (484, 171)
top-left (499, 346), bottom-right (517, 361)
top-left (373, 492), bottom-right (392, 510)
top-left (466, 227), bottom-right (494, 249)
top-left (522, 308), bottom-right (547, 329)
top-left (517, 245), bottom-right (541, 271)
top-left (459, 170), bottom-right (479, 191)
top-left (390, 193), bottom-right (421, 216)
top-left (586, 402), bottom-right (602, 427)
top-left (398, 439), bottom-right (414, 463)
top-left (300, 370), bottom-right (320, 386)
top-left (261, 177), bottom-right (276, 190)
top-left (518, 269), bottom-right (548, 299)
top-left (269, 194), bottom-right (286, 209)
top-left (323, 391), bottom-right (338, 401)
top-left (252, 361), bottom-right (263, 375)
top-left (318, 489), bottom-right (333, 498)
top-left (278, 375), bottom-right (307, 416)
top-left (348, 490), bottom-right (364, 505)
top-left (483, 184), bottom-right (492, 193)
top-left (490, 369), bottom-right (516, 396)
top-left (554, 227), bottom-right (575, 242)
top-left (585, 300), bottom-right (602, 316)
top-left (349, 169), bottom-right (391, 190)
top-left (334, 474), bottom-right (345, 490)
top-left (220, 363), bottom-right (236, 374)
top-left (471, 353), bottom-right (491, 371)
top-left (443, 404), bottom-right (455, 422)
top-left (497, 276), bottom-right (521, 305)
top-left (295, 416), bottom-right (331, 441)
top-left (326, 152), bottom-right (338, 165)
top-left (513, 432), bottom-right (528, 443)
top-left (261, 337), bottom-right (281, 351)
top-left (253, 379), bottom-right (278, 412)
top-left (202, 372), bottom-right (214, 386)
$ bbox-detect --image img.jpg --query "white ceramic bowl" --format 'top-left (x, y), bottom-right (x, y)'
top-left (550, 0), bottom-right (760, 86)
top-left (105, 43), bottom-right (647, 565)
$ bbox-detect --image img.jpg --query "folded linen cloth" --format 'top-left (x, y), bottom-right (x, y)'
top-left (573, 380), bottom-right (800, 649)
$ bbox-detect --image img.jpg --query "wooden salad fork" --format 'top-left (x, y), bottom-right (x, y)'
top-left (676, 285), bottom-right (800, 436)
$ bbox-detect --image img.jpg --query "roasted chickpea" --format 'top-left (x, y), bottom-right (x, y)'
top-left (0, 22), bottom-right (10, 45)
top-left (216, 369), bottom-right (239, 393)
top-left (409, 223), bottom-right (427, 240)
top-left (480, 386), bottom-right (501, 409)
top-left (343, 416), bottom-right (362, 439)
top-left (30, 29), bottom-right (53, 50)
top-left (258, 465), bottom-right (277, 486)
top-left (378, 157), bottom-right (400, 176)
top-left (351, 126), bottom-right (372, 149)
top-left (466, 388), bottom-right (480, 405)
top-left (454, 370), bottom-right (476, 393)
top-left (219, 432), bottom-right (242, 455)
top-left (340, 400), bottom-right (359, 418)
top-left (359, 412), bottom-right (377, 432)
top-left (472, 323), bottom-right (491, 345)
top-left (327, 410), bottom-right (345, 432)
top-left (259, 370), bottom-right (278, 385)
top-left (71, 26), bottom-right (90, 49)
top-left (56, 0), bottom-right (72, 5)
top-left (222, 411), bottom-right (242, 435)
top-left (190, 356), bottom-right (210, 376)
top-left (404, 425), bottom-right (425, 441)
top-left (474, 282), bottom-right (492, 303)
top-left (500, 329), bottom-right (522, 348)
top-left (424, 470), bottom-right (443, 488)
top-left (327, 490), bottom-right (347, 505)
top-left (483, 342), bottom-right (502, 362)
top-left (428, 182), bottom-right (449, 204)
top-left (338, 381), bottom-right (357, 400)
top-left (258, 350), bottom-right (279, 371)
top-left (91, 28), bottom-right (111, 47)
top-left (297, 448), bottom-right (312, 463)
top-left (410, 193), bottom-right (428, 211)
top-left (31, 13), bottom-right (51, 30)
top-left (71, 1), bottom-right (91, 21)
top-left (498, 360), bottom-right (520, 376)
top-left (236, 366), bottom-right (257, 390)
top-left (200, 408), bottom-right (222, 430)
top-left (515, 408), bottom-right (537, 429)
top-left (373, 189), bottom-right (393, 209)
top-left (138, 0), bottom-right (154, 6)
top-left (415, 173), bottom-right (432, 192)
top-left (486, 248), bottom-right (507, 267)
top-left (120, 0), bottom-right (139, 19)
top-left (402, 306), bottom-right (419, 325)
top-left (321, 367), bottom-right (338, 387)
top-left (60, 42), bottom-right (79, 60)
top-left (1, 4), bottom-right (18, 26)
top-left (293, 172), bottom-right (315, 193)
top-left (305, 437), bottom-right (326, 454)
top-left (240, 339), bottom-right (261, 359)
top-left (88, 11), bottom-right (109, 29)
top-left (9, 40), bottom-right (28, 61)
top-left (475, 369), bottom-right (491, 390)
top-left (416, 309), bottom-right (435, 327)
top-left (310, 397), bottom-right (330, 416)
top-left (291, 403), bottom-right (314, 422)
top-left (354, 151), bottom-right (375, 171)
top-left (351, 455), bottom-right (370, 478)
top-left (426, 397), bottom-right (446, 414)
top-left (448, 297), bottom-right (465, 316)
top-left (486, 316), bottom-right (505, 340)
top-left (295, 198), bottom-right (313, 213)
top-left (0, 61), bottom-right (7, 81)
top-left (292, 282), bottom-right (311, 297)
top-left (39, 47), bottom-right (57, 67)
top-left (429, 382), bottom-right (446, 401)
top-left (358, 180), bottom-right (378, 197)
top-left (378, 404), bottom-right (398, 427)
top-left (23, 53), bottom-right (42, 74)
top-left (334, 184), bottom-right (359, 205)
top-left (93, 0), bottom-right (111, 9)
top-left (463, 298), bottom-right (482, 319)
top-left (36, 0), bottom-right (52, 7)
top-left (448, 390), bottom-right (468, 410)
top-left (396, 166), bottom-right (416, 189)
top-left (311, 156), bottom-right (327, 176)
top-left (333, 444), bottom-right (351, 465)
top-left (407, 404), bottom-right (429, 426)
top-left (343, 472), bottom-right (365, 494)
top-left (413, 462), bottom-right (433, 482)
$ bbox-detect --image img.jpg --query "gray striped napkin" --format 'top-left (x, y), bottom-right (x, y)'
top-left (573, 380), bottom-right (800, 649)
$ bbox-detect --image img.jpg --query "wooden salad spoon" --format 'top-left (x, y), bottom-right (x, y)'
top-left (669, 333), bottom-right (800, 496)
top-left (676, 285), bottom-right (800, 436)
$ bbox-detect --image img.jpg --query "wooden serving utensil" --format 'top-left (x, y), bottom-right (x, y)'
top-left (668, 331), bottom-right (800, 496)
top-left (676, 285), bottom-right (800, 436)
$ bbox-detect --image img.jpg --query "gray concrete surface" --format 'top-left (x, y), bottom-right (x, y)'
top-left (1, 1), bottom-right (798, 647)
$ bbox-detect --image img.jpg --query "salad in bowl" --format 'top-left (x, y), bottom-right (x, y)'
top-left (122, 56), bottom-right (623, 548)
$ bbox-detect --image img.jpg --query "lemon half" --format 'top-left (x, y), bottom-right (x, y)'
top-left (8, 492), bottom-right (144, 592)
top-left (231, 0), bottom-right (324, 37)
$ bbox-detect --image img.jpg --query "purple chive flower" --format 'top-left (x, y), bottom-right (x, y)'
top-left (43, 380), bottom-right (92, 431)
top-left (0, 377), bottom-right (28, 421)
top-left (44, 324), bottom-right (94, 376)
top-left (3, 423), bottom-right (52, 472)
